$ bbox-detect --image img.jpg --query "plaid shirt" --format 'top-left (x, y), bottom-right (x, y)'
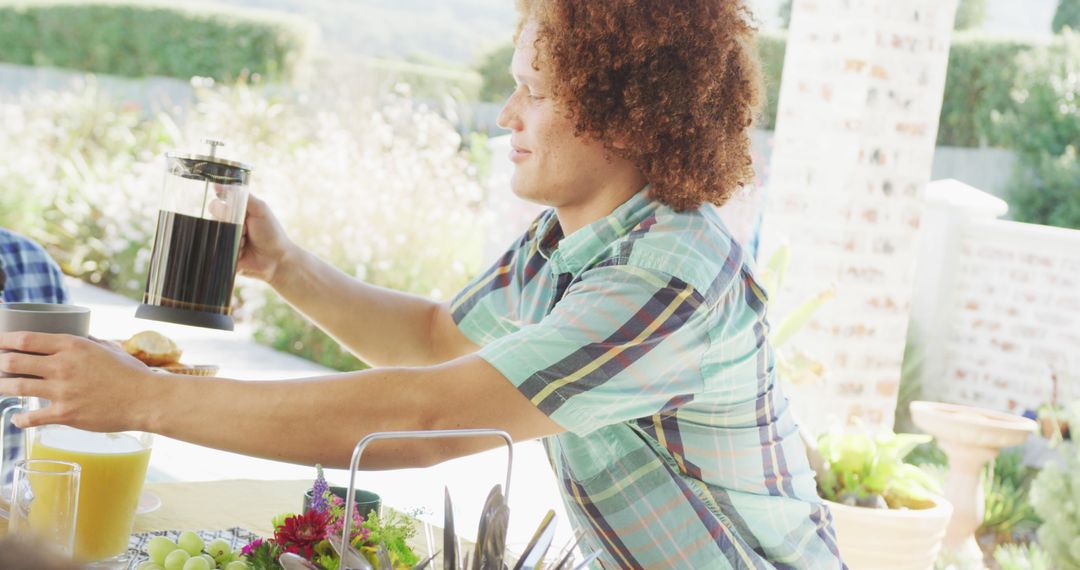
top-left (1, 227), bottom-right (69, 486)
top-left (452, 191), bottom-right (843, 569)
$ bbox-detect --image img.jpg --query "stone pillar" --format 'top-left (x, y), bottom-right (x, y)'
top-left (758, 0), bottom-right (959, 432)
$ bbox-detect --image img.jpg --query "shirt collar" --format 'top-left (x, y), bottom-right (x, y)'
top-left (537, 185), bottom-right (659, 275)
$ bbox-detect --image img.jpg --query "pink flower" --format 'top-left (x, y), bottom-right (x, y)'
top-left (241, 538), bottom-right (265, 556)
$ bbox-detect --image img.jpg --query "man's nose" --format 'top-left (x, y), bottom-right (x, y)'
top-left (497, 91), bottom-right (522, 131)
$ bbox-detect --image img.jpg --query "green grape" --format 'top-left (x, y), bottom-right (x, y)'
top-left (181, 556), bottom-right (212, 570)
top-left (148, 537), bottom-right (180, 565)
top-left (224, 561), bottom-right (250, 570)
top-left (206, 538), bottom-right (232, 562)
top-left (137, 563), bottom-right (166, 570)
top-left (199, 554), bottom-right (216, 568)
top-left (164, 549), bottom-right (191, 570)
top-left (178, 531), bottom-right (205, 556)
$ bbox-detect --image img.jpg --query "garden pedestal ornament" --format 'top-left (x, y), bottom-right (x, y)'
top-left (910, 401), bottom-right (1036, 563)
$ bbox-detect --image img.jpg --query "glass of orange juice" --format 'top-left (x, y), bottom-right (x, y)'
top-left (7, 459), bottom-right (82, 555)
top-left (29, 424), bottom-right (152, 565)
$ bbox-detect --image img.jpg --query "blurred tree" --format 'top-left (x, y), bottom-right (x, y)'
top-left (778, 0), bottom-right (792, 29)
top-left (1053, 0), bottom-right (1080, 32)
top-left (1001, 32), bottom-right (1080, 230)
top-left (954, 0), bottom-right (988, 30)
top-left (476, 43), bottom-right (515, 103)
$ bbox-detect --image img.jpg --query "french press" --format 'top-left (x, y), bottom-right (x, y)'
top-left (135, 140), bottom-right (253, 331)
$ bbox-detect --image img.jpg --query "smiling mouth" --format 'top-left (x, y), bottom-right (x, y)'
top-left (509, 146), bottom-right (532, 162)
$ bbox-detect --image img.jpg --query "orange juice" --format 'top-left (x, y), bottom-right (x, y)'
top-left (29, 427), bottom-right (151, 561)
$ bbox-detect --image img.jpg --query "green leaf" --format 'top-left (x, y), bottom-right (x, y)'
top-left (771, 286), bottom-right (835, 348)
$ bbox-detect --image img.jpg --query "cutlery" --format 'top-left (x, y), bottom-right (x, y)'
top-left (551, 532), bottom-right (585, 570)
top-left (375, 542), bottom-right (393, 569)
top-left (571, 550), bottom-right (602, 570)
top-left (473, 483), bottom-right (510, 570)
top-left (444, 487), bottom-right (457, 570)
top-left (472, 484), bottom-right (503, 570)
top-left (511, 510), bottom-right (557, 570)
top-left (329, 530), bottom-right (374, 570)
top-left (280, 553), bottom-right (320, 570)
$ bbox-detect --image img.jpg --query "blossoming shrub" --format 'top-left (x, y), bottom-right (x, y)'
top-left (0, 78), bottom-right (489, 370)
top-left (0, 81), bottom-right (168, 295)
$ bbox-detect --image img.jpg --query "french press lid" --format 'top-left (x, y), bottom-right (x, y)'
top-left (165, 140), bottom-right (253, 186)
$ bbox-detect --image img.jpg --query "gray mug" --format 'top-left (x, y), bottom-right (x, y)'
top-left (0, 303), bottom-right (90, 337)
top-left (0, 303), bottom-right (90, 509)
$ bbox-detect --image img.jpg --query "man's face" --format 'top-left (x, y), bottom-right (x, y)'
top-left (496, 21), bottom-right (622, 210)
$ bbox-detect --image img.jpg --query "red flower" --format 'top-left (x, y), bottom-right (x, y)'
top-left (274, 509), bottom-right (330, 559)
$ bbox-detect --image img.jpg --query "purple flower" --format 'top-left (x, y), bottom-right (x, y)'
top-left (241, 538), bottom-right (265, 556)
top-left (311, 464), bottom-right (330, 514)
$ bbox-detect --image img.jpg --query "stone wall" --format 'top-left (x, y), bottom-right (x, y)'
top-left (758, 0), bottom-right (959, 432)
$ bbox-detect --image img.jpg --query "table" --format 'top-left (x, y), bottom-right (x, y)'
top-left (134, 479), bottom-right (311, 537)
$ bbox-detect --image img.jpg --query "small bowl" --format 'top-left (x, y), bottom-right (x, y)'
top-left (303, 485), bottom-right (381, 517)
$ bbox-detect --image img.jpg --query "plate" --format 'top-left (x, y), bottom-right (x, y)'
top-left (136, 491), bottom-right (162, 515)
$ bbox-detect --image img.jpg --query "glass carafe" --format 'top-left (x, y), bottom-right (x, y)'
top-left (136, 139), bottom-right (253, 331)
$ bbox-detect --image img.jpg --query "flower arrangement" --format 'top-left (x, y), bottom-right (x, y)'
top-left (242, 466), bottom-right (420, 570)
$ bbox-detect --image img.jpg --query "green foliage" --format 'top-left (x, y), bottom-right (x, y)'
top-left (0, 1), bottom-right (315, 82)
top-left (999, 31), bottom-right (1080, 230)
top-left (904, 441), bottom-right (948, 468)
top-left (251, 294), bottom-right (368, 372)
top-left (777, 0), bottom-right (792, 29)
top-left (937, 33), bottom-right (1037, 148)
top-left (979, 449), bottom-right (1040, 542)
top-left (816, 430), bottom-right (942, 510)
top-left (1054, 0), bottom-right (1080, 33)
top-left (1030, 407), bottom-right (1080, 569)
top-left (0, 85), bottom-right (175, 298)
top-left (361, 510), bottom-right (420, 568)
top-left (994, 543), bottom-right (1052, 570)
top-left (758, 244), bottom-right (834, 386)
top-left (755, 32), bottom-right (787, 132)
top-left (954, 0), bottom-right (989, 30)
top-left (477, 43), bottom-right (515, 103)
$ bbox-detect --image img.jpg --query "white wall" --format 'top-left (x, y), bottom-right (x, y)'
top-left (912, 180), bottom-right (1080, 414)
top-left (758, 0), bottom-right (960, 433)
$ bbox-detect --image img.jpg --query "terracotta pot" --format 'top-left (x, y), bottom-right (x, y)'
top-left (826, 494), bottom-right (952, 570)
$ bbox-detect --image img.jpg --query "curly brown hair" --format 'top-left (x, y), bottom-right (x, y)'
top-left (515, 0), bottom-right (763, 211)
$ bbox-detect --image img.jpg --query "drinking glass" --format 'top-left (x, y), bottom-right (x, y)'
top-left (7, 459), bottom-right (81, 556)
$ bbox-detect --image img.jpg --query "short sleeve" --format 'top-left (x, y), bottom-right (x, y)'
top-left (476, 264), bottom-right (709, 436)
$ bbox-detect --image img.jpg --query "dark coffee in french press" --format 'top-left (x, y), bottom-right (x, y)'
top-left (136, 140), bottom-right (253, 331)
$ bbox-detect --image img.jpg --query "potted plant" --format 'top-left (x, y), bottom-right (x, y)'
top-left (815, 430), bottom-right (953, 569)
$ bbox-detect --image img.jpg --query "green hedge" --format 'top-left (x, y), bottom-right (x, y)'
top-left (938, 33), bottom-right (1041, 147)
top-left (0, 1), bottom-right (315, 82)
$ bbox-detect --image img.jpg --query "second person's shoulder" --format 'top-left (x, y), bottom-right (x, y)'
top-left (610, 204), bottom-right (750, 302)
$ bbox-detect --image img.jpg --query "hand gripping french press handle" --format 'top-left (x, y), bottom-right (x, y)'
top-left (338, 429), bottom-right (514, 563)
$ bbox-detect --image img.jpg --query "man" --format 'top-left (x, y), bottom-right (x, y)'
top-left (0, 228), bottom-right (69, 305)
top-left (0, 2), bottom-right (843, 567)
top-left (0, 227), bottom-right (70, 487)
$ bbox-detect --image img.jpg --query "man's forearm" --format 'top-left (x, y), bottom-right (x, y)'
top-left (140, 355), bottom-right (553, 469)
top-left (266, 247), bottom-right (448, 367)
top-left (143, 367), bottom-right (495, 469)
